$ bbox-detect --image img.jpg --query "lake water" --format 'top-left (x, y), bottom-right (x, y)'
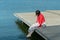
top-left (0, 0), bottom-right (60, 40)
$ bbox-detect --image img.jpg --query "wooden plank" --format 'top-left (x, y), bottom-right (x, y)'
top-left (14, 12), bottom-right (48, 40)
top-left (14, 10), bottom-right (60, 40)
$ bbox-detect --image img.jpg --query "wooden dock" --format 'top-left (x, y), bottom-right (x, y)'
top-left (14, 10), bottom-right (60, 40)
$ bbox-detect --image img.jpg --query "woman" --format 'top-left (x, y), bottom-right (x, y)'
top-left (27, 10), bottom-right (46, 38)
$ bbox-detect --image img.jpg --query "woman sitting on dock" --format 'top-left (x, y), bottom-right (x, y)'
top-left (27, 10), bottom-right (46, 38)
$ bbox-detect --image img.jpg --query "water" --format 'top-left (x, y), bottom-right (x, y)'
top-left (0, 0), bottom-right (60, 40)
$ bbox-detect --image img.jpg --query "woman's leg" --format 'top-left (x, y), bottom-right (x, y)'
top-left (42, 22), bottom-right (46, 28)
top-left (27, 23), bottom-right (40, 37)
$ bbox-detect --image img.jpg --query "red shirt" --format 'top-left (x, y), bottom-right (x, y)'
top-left (36, 13), bottom-right (45, 27)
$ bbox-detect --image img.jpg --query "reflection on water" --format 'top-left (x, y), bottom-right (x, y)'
top-left (0, 9), bottom-right (27, 40)
top-left (0, 35), bottom-right (27, 40)
top-left (16, 20), bottom-right (45, 40)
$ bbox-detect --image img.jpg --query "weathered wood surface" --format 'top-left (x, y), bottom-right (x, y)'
top-left (14, 10), bottom-right (60, 40)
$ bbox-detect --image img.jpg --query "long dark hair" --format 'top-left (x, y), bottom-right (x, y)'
top-left (35, 10), bottom-right (41, 16)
